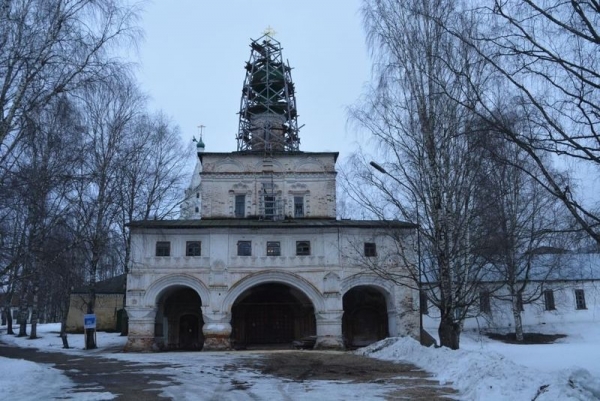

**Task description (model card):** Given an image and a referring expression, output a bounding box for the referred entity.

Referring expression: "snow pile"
[3,322,600,400]
[357,336,600,401]
[0,357,75,400]
[0,323,127,353]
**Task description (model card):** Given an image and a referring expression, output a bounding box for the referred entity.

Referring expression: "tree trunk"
[120,293,128,336]
[17,280,31,337]
[85,266,97,349]
[4,306,14,335]
[60,319,70,349]
[512,295,524,342]
[29,273,40,339]
[438,313,460,350]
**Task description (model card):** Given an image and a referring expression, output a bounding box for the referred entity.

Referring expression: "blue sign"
[84,314,96,329]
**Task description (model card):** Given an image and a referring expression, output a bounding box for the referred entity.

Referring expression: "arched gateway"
[124,33,419,352]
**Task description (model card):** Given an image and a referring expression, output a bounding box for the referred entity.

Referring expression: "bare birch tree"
[115,112,191,334]
[72,76,143,348]
[347,0,491,349]
[0,0,140,153]
[444,1,600,244]
[473,115,571,341]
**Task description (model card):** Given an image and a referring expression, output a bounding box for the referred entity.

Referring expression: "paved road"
[0,343,458,400]
[0,344,178,400]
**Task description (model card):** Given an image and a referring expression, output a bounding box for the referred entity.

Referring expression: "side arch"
[222,270,325,313]
[143,274,211,307]
[341,274,399,341]
[341,274,396,303]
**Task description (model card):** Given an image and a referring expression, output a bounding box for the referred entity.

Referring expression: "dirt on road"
[239,351,458,400]
[1,342,458,400]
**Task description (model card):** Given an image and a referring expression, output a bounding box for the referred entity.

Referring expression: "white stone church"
[124,34,418,351]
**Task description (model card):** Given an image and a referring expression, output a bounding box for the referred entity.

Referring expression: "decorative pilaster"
[202,313,232,350]
[124,306,157,352]
[314,310,344,350]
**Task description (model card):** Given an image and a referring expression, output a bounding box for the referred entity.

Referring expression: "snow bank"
[0,357,74,400]
[357,337,600,401]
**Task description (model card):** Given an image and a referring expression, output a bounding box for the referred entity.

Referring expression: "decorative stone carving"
[323,272,340,295]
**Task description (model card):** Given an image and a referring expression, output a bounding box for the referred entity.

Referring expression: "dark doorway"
[343,286,389,348]
[179,314,200,349]
[156,287,204,350]
[232,283,315,349]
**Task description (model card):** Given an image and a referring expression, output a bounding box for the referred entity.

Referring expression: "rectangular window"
[267,241,281,256]
[364,242,377,257]
[296,241,310,256]
[419,290,428,315]
[544,290,555,311]
[294,196,304,217]
[186,241,201,256]
[480,290,491,314]
[237,241,251,256]
[264,195,275,218]
[155,241,170,257]
[575,289,586,310]
[235,195,245,218]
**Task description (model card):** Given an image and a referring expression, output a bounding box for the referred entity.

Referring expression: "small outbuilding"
[66,274,126,333]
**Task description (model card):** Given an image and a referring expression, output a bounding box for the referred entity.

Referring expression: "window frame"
[237,240,252,256]
[185,241,202,257]
[155,241,171,257]
[234,194,246,218]
[364,242,377,257]
[296,240,311,256]
[419,290,429,315]
[266,241,281,256]
[544,289,556,311]
[264,195,275,218]
[575,289,587,310]
[294,196,304,218]
[479,290,491,314]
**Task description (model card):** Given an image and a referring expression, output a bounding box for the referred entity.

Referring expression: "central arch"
[231,283,316,348]
[222,271,325,313]
[223,271,323,349]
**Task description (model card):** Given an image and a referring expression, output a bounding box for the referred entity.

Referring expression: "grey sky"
[135,0,369,159]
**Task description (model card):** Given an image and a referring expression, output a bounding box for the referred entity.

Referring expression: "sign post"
[83,314,96,349]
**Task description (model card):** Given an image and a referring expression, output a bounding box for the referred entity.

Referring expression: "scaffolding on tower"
[236,34,301,153]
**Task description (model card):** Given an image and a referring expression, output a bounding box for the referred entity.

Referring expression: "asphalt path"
[0,342,458,400]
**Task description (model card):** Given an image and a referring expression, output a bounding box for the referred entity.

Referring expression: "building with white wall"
[423,253,600,335]
[125,34,419,351]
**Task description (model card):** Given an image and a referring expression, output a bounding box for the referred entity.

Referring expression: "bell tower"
[236,33,301,152]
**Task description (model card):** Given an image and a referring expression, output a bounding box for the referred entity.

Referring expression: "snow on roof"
[531,253,600,281]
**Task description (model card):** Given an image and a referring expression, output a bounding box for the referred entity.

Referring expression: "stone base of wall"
[314,335,344,350]
[203,336,231,351]
[124,336,155,352]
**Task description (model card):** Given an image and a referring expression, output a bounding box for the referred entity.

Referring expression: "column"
[202,312,232,351]
[124,306,156,352]
[314,310,345,350]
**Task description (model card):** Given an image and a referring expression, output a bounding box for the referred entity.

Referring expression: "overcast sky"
[134,0,370,160]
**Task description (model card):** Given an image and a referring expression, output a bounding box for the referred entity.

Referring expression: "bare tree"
[72,76,143,348]
[346,0,491,349]
[443,1,600,244]
[473,115,571,341]
[115,112,191,334]
[0,95,84,338]
[0,0,141,153]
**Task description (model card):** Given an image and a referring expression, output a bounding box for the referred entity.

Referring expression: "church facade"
[124,35,419,351]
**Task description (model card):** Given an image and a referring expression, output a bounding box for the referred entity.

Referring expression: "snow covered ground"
[1,322,600,400]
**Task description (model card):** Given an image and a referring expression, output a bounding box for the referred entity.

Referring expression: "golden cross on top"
[263,26,277,37]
